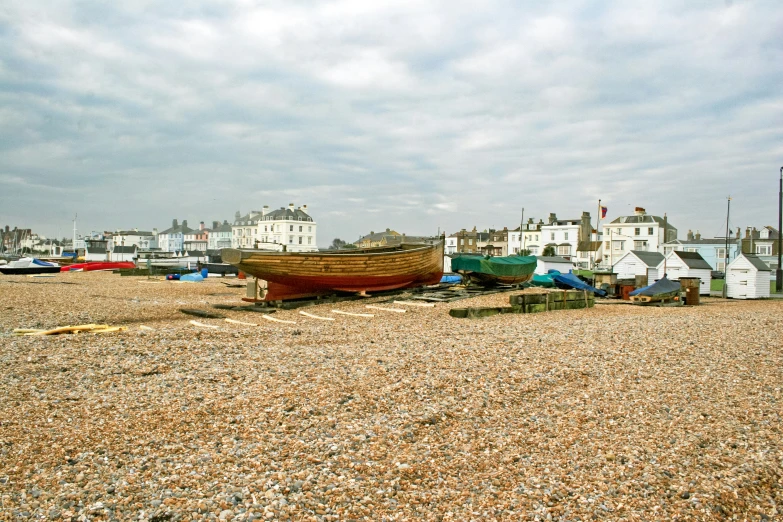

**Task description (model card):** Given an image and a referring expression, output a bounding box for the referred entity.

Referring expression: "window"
[716,261,726,272]
[308,237,312,244]
[564,232,569,241]
[634,228,640,235]
[716,247,726,260]
[557,245,570,256]
[756,245,772,255]
[308,226,312,232]
[459,238,464,245]
[298,236,303,244]
[634,241,647,250]
[468,239,473,245]
[299,226,303,232]
[289,225,293,232]
[613,241,624,251]
[685,247,698,252]
[605,241,610,249]
[264,226,268,232]
[289,237,293,244]
[616,228,621,235]
[550,232,555,241]
[648,228,654,235]
[535,235,538,241]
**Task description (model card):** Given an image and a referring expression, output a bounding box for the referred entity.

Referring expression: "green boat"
[450,254,537,286]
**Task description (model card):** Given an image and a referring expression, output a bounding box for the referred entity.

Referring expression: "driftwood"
[365,305,406,313]
[189,320,219,329]
[332,310,374,318]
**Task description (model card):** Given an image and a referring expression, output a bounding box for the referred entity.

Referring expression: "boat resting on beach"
[222,242,444,302]
[61,261,136,272]
[0,257,61,275]
[450,254,537,286]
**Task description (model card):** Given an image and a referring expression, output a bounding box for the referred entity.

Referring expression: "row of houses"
[445,206,782,273]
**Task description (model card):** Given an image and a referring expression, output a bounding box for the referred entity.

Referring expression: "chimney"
[694,231,701,240]
[200,221,205,231]
[472,226,477,232]
[153,228,158,235]
[548,213,557,225]
[235,211,241,220]
[182,220,188,228]
[687,229,694,241]
[634,207,646,216]
[212,221,219,230]
[736,227,740,239]
[262,205,269,216]
[745,227,751,239]
[289,203,295,211]
[302,204,308,212]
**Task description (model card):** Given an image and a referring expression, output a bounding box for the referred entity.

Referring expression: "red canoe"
[61,262,136,272]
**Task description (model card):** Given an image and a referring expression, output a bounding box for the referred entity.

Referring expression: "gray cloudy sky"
[1,0,781,246]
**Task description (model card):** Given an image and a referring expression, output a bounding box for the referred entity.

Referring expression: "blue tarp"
[31,258,58,267]
[440,274,462,284]
[552,271,607,297]
[629,276,681,297]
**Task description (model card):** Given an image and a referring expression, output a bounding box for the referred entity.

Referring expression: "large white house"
[601,207,677,263]
[540,212,594,260]
[232,204,317,252]
[113,229,158,251]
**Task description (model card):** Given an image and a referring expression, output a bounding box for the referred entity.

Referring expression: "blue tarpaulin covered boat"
[552,271,607,296]
[629,276,681,299]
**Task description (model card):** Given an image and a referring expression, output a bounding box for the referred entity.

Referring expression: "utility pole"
[519,208,524,255]
[724,197,731,298]
[777,168,782,292]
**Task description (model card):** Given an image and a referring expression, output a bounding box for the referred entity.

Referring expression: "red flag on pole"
[601,206,608,219]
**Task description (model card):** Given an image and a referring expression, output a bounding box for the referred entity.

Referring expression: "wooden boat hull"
[222,242,444,301]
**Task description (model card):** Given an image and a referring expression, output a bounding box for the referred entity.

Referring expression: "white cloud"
[0,0,781,245]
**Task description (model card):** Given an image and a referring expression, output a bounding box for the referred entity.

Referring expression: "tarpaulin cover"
[440,274,462,284]
[451,255,537,277]
[552,271,607,296]
[629,276,681,297]
[530,273,556,287]
[31,258,58,267]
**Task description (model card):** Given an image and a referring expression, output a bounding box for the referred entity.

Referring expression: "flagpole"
[594,199,601,270]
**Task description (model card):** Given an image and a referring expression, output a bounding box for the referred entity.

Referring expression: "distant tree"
[342,243,358,249]
[519,248,532,256]
[542,246,556,257]
[330,238,348,250]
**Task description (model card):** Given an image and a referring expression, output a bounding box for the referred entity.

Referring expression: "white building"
[535,256,573,275]
[726,253,771,299]
[232,204,317,252]
[541,212,593,260]
[158,219,194,252]
[445,234,458,255]
[113,229,158,250]
[657,251,712,295]
[602,207,677,262]
[209,220,233,250]
[508,219,545,256]
[612,250,665,281]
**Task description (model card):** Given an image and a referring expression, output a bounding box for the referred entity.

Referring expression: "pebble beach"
[1,272,781,521]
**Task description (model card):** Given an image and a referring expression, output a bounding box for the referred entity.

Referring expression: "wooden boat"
[0,257,61,275]
[222,242,444,301]
[451,254,537,286]
[60,261,136,272]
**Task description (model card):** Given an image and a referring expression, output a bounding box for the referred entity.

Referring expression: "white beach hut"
[612,250,664,280]
[657,251,713,295]
[535,256,573,275]
[726,253,771,299]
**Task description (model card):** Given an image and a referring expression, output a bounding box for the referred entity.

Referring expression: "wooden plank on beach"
[332,310,374,318]
[299,311,335,321]
[261,314,297,324]
[365,305,406,313]
[393,300,435,308]
[189,320,219,329]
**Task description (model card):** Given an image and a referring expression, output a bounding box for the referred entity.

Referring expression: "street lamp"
[777,166,782,292]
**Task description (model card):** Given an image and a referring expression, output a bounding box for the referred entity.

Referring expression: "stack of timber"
[449,289,594,318]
